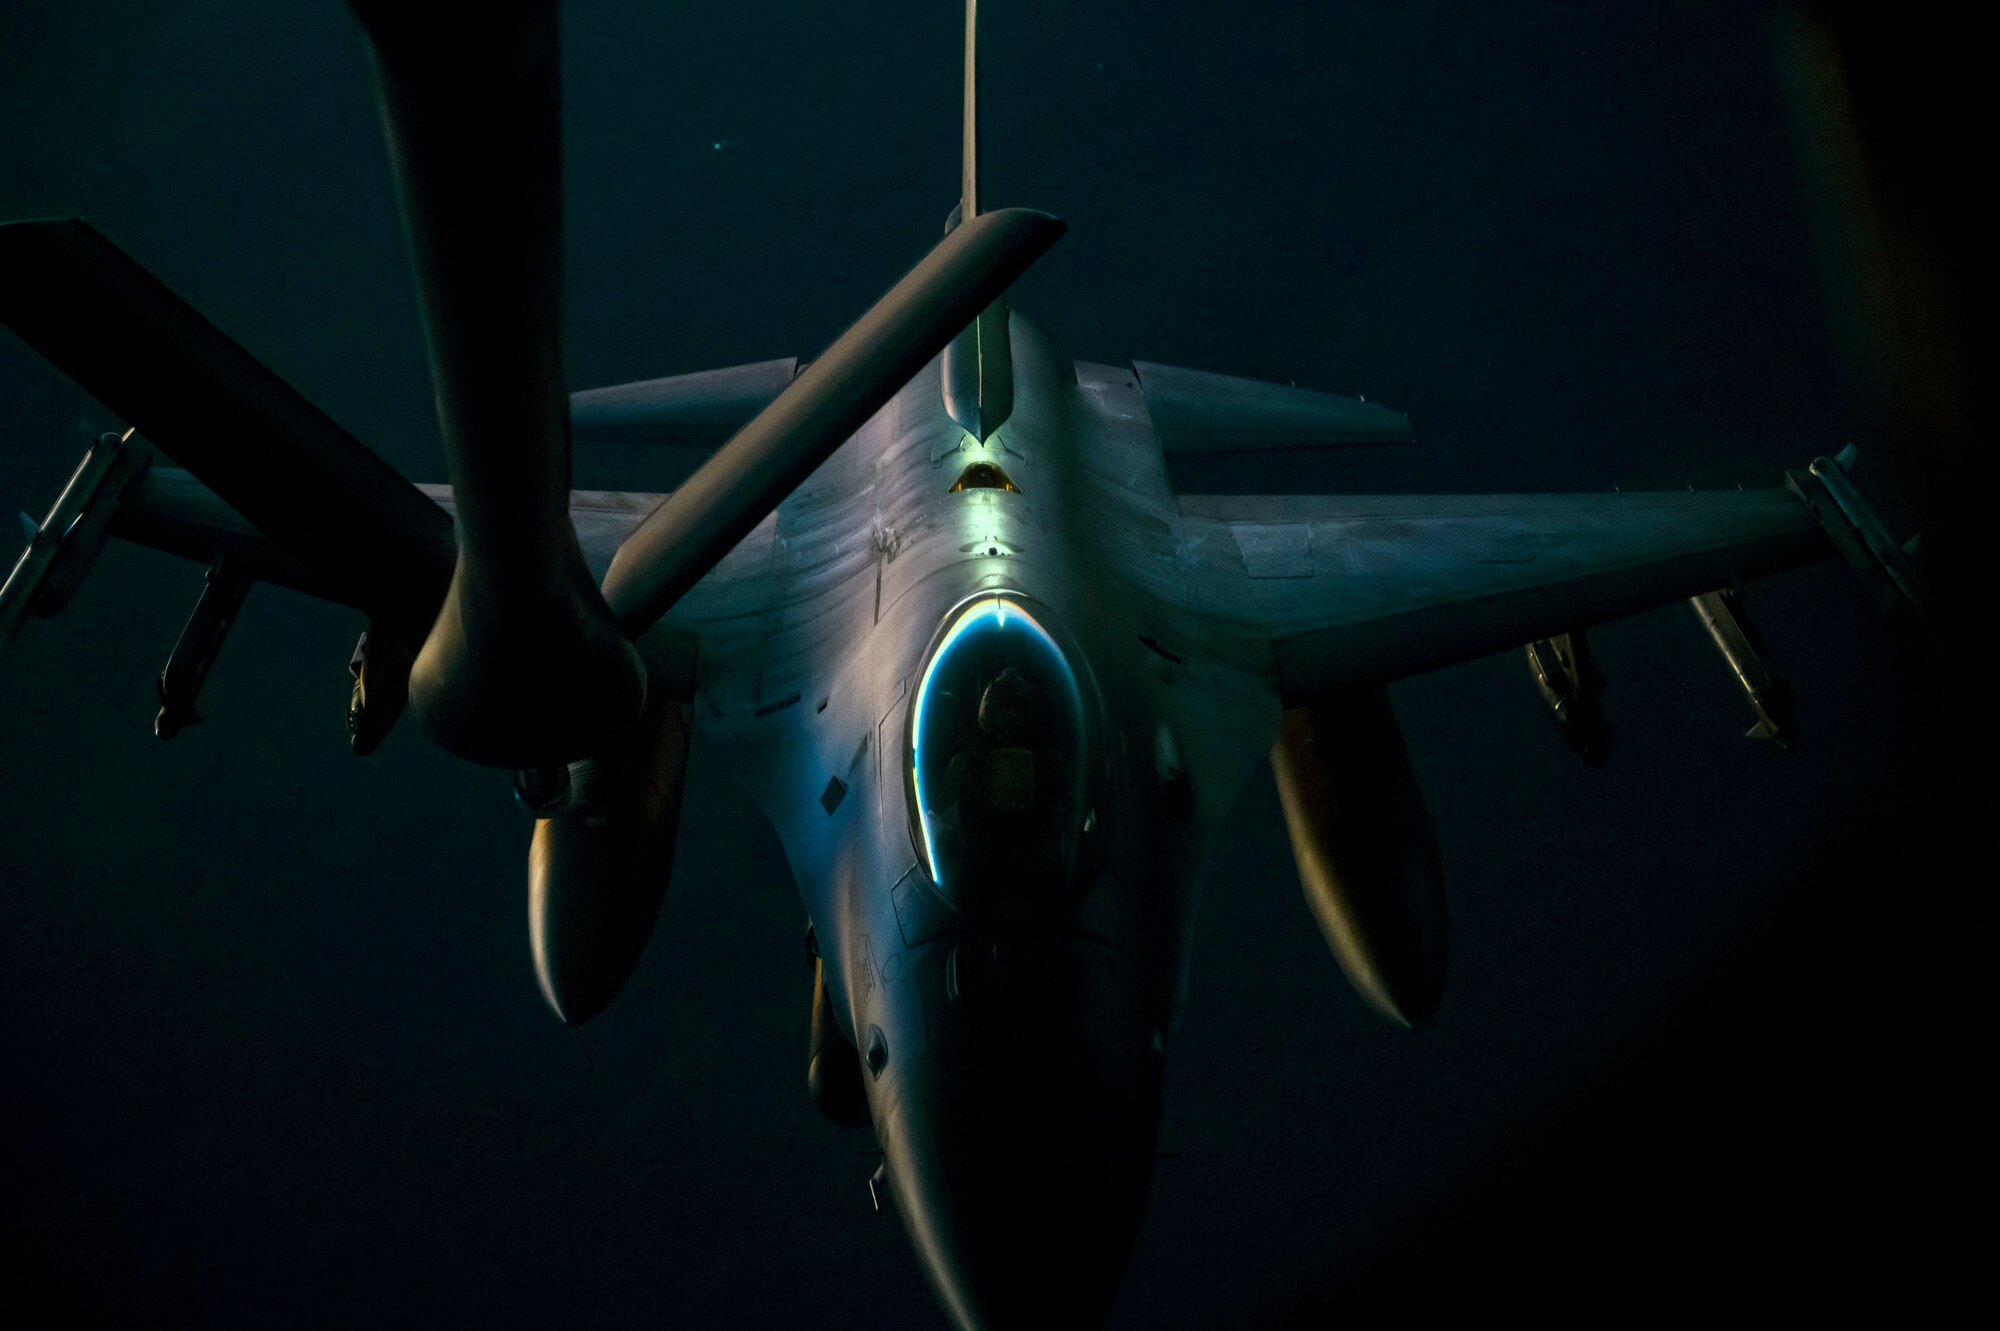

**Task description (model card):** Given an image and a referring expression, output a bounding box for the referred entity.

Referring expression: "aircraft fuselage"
[701,312,1278,1327]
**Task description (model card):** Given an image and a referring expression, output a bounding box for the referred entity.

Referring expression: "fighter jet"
[0,4,1925,1328]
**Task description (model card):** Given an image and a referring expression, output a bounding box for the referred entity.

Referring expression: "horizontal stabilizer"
[1127,360,1411,453]
[571,358,799,447]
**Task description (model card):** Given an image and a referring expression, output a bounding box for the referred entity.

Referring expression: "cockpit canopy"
[908,594,1097,911]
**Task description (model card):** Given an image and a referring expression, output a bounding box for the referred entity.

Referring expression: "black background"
[1,3,1968,1325]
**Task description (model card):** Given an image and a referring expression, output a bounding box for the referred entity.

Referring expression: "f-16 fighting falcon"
[0,3,1928,1328]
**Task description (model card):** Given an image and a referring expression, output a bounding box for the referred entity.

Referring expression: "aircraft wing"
[104,465,772,637]
[569,359,799,449]
[1175,488,1830,701]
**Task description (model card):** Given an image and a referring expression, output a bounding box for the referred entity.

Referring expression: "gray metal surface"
[687,310,1277,1329]
[1177,489,1829,701]
[1131,359,1413,453]
[570,358,800,447]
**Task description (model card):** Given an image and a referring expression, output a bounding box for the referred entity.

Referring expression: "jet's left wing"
[1176,487,1830,700]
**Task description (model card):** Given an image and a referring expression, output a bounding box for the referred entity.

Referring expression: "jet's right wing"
[1176,487,1833,701]
[104,465,772,648]
[1,202,1059,754]
[1077,360,1411,455]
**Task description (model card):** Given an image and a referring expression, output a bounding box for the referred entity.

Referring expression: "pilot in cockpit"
[912,606,1092,902]
[940,666,1040,826]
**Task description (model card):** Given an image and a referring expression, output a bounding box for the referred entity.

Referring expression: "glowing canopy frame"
[907,592,1082,888]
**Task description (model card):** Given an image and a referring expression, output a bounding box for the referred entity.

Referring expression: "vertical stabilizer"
[942,0,1015,440]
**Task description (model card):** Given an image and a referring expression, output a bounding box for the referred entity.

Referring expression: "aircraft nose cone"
[913,1122,1154,1331]
[875,935,1165,1331]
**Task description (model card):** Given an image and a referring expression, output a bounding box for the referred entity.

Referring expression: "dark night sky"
[1,3,1953,1326]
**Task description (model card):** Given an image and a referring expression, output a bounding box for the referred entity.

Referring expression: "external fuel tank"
[1270,687,1448,1029]
[527,692,694,1025]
